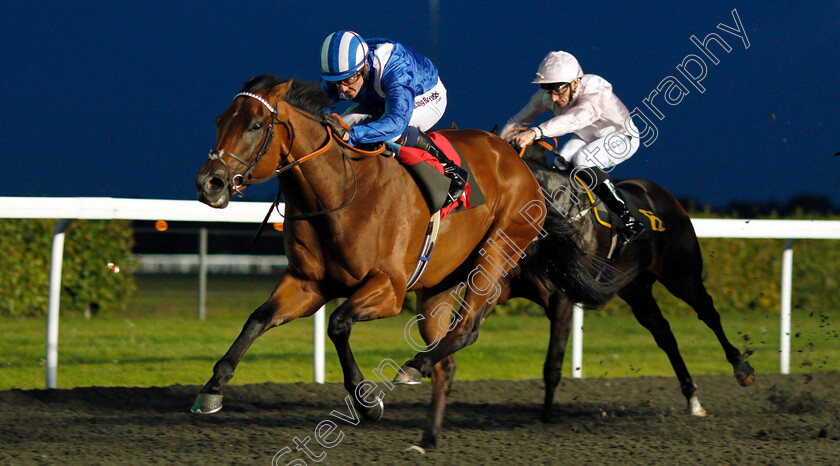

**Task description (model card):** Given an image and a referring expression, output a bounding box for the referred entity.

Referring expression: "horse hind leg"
[395,281,496,384]
[619,278,707,416]
[192,274,326,414]
[542,294,575,423]
[396,221,535,382]
[411,288,460,451]
[418,355,456,451]
[659,268,756,387]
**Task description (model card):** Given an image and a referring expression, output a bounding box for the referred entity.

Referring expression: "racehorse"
[192,75,604,446]
[412,143,756,448]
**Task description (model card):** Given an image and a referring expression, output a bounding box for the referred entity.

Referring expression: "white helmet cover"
[531,51,583,84]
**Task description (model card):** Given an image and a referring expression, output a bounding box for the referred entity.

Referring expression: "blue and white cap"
[320,30,369,81]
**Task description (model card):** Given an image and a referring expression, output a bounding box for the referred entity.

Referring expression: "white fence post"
[780,239,795,374]
[571,303,584,379]
[314,306,325,383]
[46,219,71,389]
[198,227,208,320]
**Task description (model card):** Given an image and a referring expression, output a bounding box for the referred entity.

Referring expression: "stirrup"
[602,218,644,266]
[441,167,466,206]
[444,165,467,204]
[446,187,465,205]
[618,223,643,245]
[619,218,645,243]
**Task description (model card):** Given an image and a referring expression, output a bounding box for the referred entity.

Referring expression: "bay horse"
[412,143,756,448]
[193,75,604,445]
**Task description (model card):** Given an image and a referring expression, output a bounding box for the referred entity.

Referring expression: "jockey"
[318,30,467,206]
[499,51,645,245]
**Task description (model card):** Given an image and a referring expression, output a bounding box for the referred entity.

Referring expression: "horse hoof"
[687,396,707,417]
[393,365,422,385]
[541,404,556,423]
[417,433,438,451]
[405,445,427,455]
[734,361,756,387]
[360,397,385,421]
[191,393,223,414]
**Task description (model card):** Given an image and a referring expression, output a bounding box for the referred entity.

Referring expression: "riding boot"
[414,132,468,205]
[594,179,645,244]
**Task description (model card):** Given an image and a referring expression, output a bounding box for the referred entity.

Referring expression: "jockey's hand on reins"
[512,129,538,150]
[320,112,350,142]
[503,127,537,155]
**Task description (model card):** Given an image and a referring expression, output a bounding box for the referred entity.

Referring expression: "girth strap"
[406,210,441,289]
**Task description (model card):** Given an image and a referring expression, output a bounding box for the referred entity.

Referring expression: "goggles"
[540,82,571,95]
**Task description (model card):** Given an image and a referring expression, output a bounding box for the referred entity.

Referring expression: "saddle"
[389,132,487,288]
[394,132,485,219]
[557,170,664,243]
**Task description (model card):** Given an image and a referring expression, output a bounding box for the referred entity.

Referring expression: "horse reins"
[502,127,561,159]
[265,118,383,223]
[208,91,386,239]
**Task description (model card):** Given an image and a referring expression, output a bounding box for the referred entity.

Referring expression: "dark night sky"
[2,1,838,209]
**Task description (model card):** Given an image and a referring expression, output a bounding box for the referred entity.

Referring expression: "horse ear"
[269,79,294,101]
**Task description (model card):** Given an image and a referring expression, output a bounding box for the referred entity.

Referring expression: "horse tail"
[528,209,621,307]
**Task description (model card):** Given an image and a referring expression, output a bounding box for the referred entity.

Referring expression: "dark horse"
[412,143,756,448]
[192,76,605,445]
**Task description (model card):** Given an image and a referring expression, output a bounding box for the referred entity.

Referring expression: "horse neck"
[278,108,354,213]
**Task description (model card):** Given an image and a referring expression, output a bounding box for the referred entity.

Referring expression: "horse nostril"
[207,176,226,192]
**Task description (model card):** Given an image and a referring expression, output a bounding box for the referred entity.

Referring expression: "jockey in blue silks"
[318,30,467,206]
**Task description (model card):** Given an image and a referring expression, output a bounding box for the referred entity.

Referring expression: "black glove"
[320,112,349,141]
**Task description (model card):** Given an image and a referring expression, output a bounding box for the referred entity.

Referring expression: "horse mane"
[521,144,550,166]
[521,148,622,306]
[240,74,332,117]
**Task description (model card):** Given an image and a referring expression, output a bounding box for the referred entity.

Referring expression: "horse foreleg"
[327,271,403,421]
[542,294,575,423]
[191,273,325,414]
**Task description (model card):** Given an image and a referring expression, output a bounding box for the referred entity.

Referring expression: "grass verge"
[1,274,836,390]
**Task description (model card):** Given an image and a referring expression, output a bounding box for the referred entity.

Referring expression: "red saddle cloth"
[393,133,471,218]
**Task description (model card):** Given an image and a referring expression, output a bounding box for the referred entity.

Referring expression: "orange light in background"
[273,223,284,231]
[155,220,168,231]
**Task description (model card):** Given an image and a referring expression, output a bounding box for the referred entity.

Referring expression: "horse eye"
[250,122,263,132]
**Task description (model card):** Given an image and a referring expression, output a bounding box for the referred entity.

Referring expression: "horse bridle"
[207,92,296,195]
[207,91,368,236]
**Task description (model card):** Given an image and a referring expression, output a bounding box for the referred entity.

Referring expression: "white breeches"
[558,127,640,171]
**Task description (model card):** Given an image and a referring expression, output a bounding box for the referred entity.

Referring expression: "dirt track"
[1,372,838,465]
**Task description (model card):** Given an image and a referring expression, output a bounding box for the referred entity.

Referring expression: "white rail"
[133,254,289,274]
[1,197,837,387]
[690,218,840,239]
[570,218,838,379]
[0,197,323,388]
